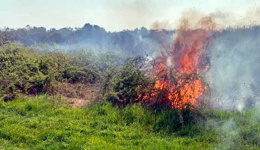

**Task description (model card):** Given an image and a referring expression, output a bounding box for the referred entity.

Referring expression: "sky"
[1,0,260,31]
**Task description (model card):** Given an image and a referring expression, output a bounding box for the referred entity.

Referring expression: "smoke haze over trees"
[0,23,173,56]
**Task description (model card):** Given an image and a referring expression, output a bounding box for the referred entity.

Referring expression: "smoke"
[174,7,260,31]
[107,0,157,31]
[219,119,240,149]
[150,20,171,31]
[107,1,260,31]
[208,28,260,110]
[177,10,217,30]
[205,118,240,150]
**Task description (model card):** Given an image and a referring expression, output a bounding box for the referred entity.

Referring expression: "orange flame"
[141,16,215,110]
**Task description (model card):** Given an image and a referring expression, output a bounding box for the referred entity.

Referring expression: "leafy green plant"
[0,44,104,100]
[102,56,151,106]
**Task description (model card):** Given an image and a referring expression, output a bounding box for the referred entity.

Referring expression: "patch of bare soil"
[62,98,91,109]
[58,83,100,108]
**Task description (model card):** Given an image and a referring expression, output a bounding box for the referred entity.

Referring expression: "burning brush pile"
[104,16,218,113]
[137,17,217,111]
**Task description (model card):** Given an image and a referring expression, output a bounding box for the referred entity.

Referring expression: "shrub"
[0,44,103,100]
[102,56,151,106]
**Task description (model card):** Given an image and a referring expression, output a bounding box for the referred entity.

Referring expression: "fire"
[140,16,215,110]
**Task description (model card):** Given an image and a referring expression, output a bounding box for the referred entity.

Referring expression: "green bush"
[102,56,151,106]
[0,44,104,100]
[0,44,48,99]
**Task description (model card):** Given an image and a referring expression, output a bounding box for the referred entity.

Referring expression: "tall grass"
[0,96,259,149]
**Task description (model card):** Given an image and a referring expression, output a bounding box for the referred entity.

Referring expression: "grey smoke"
[207,28,260,110]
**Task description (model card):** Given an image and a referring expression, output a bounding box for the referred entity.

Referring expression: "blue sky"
[1,0,260,31]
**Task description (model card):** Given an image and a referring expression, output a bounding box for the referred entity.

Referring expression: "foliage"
[101,56,152,106]
[0,29,12,46]
[0,43,103,100]
[0,44,48,100]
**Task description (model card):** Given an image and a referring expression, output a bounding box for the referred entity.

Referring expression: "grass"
[0,96,260,150]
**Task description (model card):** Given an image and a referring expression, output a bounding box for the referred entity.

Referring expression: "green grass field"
[0,96,260,150]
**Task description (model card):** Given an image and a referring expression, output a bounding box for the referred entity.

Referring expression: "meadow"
[0,95,260,150]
